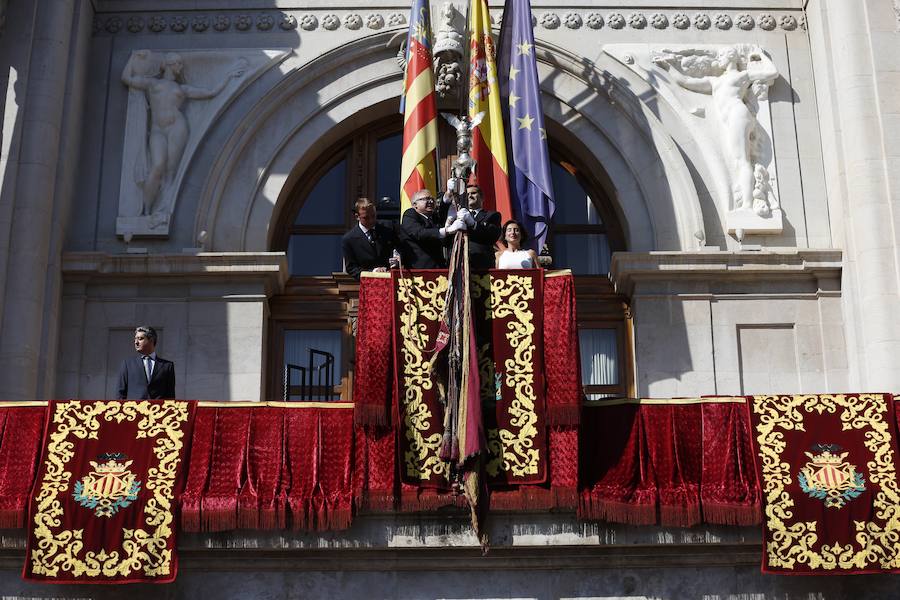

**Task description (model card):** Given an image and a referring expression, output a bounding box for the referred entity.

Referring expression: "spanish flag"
[399,0,439,214]
[468,0,512,221]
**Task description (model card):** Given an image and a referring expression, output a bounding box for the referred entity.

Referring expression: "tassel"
[702,502,762,526]
[547,405,581,427]
[180,496,201,532]
[354,405,390,429]
[201,496,238,532]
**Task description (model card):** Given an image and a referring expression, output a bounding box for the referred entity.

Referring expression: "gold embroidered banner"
[750,394,900,574]
[393,269,546,489]
[24,400,194,584]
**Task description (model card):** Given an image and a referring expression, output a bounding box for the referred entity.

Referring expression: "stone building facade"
[0,0,898,597]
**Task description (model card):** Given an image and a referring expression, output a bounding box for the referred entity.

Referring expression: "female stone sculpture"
[121,51,244,215]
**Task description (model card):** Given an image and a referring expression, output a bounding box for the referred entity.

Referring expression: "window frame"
[266,118,635,401]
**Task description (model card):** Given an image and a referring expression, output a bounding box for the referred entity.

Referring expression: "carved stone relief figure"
[121,50,244,218]
[653,45,779,222]
[117,49,289,238]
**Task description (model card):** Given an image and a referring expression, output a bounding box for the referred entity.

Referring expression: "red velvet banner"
[0,404,46,528]
[391,269,548,489]
[180,403,355,533]
[578,398,761,527]
[24,400,195,584]
[749,393,900,574]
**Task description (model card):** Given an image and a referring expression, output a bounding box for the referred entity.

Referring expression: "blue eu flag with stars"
[498,0,555,252]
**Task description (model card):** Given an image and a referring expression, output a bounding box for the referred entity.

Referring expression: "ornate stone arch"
[195,33,709,253]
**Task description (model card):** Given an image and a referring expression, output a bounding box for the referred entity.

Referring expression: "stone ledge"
[61,252,289,292]
[610,249,842,296]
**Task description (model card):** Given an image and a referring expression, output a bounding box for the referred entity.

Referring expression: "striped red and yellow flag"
[468,0,512,221]
[399,0,439,214]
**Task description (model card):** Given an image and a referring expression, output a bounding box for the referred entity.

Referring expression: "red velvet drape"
[353,275,394,427]
[578,399,762,526]
[542,273,582,426]
[0,405,45,528]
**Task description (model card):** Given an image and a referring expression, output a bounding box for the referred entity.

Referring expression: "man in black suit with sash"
[342,198,400,279]
[117,326,176,399]
[400,189,467,269]
[456,182,501,270]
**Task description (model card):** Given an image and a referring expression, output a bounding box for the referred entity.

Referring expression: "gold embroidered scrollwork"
[396,275,450,481]
[485,274,540,478]
[753,394,900,570]
[29,400,190,578]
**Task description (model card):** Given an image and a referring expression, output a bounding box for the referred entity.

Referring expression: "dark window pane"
[375,133,403,221]
[552,233,611,275]
[288,234,343,275]
[294,159,347,225]
[551,160,602,225]
[283,330,342,400]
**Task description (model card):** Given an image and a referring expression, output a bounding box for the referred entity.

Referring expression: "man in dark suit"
[342,198,400,279]
[117,326,176,399]
[400,189,466,269]
[457,183,501,270]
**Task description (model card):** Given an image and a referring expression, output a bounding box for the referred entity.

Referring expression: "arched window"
[268,119,634,400]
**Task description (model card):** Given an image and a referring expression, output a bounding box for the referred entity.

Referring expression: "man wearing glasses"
[400,188,467,268]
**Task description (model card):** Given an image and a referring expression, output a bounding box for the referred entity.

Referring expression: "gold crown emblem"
[804,450,848,465]
[89,458,134,474]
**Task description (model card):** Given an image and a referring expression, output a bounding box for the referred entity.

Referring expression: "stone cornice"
[91,5,806,35]
[610,249,843,296]
[61,251,289,293]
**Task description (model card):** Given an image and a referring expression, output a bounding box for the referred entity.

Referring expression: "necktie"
[365,229,375,245]
[143,355,153,381]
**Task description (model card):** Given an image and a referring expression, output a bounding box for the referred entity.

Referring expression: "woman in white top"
[495,220,541,269]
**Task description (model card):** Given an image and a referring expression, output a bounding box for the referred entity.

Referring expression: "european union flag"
[498,0,555,252]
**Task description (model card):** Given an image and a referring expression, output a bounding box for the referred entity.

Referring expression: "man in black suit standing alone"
[342,198,400,279]
[400,189,467,269]
[117,326,176,399]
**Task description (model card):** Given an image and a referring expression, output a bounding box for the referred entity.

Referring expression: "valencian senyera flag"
[24,400,194,584]
[498,0,555,252]
[468,0,513,222]
[399,0,439,214]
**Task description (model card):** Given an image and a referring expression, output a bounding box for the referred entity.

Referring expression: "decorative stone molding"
[117,49,291,239]
[433,2,465,99]
[235,14,253,31]
[650,14,668,30]
[213,15,230,31]
[366,14,384,30]
[322,14,340,30]
[628,13,647,29]
[95,10,806,37]
[171,15,188,33]
[257,14,275,31]
[540,13,560,30]
[192,16,209,32]
[344,14,363,30]
[607,13,625,29]
[714,14,732,30]
[585,13,603,29]
[563,13,582,30]
[609,250,843,297]
[300,14,317,31]
[127,16,144,33]
[280,14,297,31]
[148,15,166,32]
[61,252,289,294]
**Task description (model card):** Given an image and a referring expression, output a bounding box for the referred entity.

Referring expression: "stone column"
[809,0,900,390]
[0,1,82,398]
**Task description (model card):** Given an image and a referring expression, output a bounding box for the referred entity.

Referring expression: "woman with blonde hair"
[495,220,540,269]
